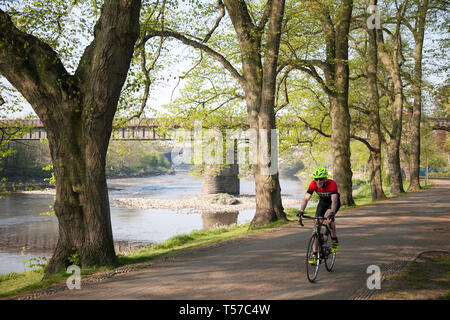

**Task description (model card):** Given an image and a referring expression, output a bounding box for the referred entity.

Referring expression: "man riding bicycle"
[297,167,340,256]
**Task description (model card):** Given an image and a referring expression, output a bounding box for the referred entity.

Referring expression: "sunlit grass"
[349,180,435,208]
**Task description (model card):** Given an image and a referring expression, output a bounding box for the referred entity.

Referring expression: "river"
[0,171,305,275]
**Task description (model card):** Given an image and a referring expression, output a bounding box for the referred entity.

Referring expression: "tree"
[376,1,406,195]
[0,0,141,277]
[358,0,385,200]
[405,0,428,190]
[287,0,355,205]
[365,0,386,200]
[400,0,447,190]
[145,0,288,227]
[346,0,386,200]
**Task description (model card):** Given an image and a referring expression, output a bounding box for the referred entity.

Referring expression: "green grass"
[0,271,46,298]
[0,180,437,299]
[348,180,435,208]
[0,265,115,299]
[374,253,450,300]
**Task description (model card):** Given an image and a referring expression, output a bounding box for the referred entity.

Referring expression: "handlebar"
[297,214,335,227]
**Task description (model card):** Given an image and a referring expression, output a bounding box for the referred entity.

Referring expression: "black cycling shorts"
[315,194,341,219]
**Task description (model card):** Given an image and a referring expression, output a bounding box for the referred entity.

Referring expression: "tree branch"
[203,0,226,43]
[275,67,291,113]
[257,0,273,30]
[350,133,379,152]
[125,36,165,123]
[288,59,334,97]
[297,114,331,138]
[144,28,244,87]
[0,9,70,118]
[74,0,141,119]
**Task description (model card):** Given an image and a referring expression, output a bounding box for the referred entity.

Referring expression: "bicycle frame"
[299,215,336,282]
[299,215,332,237]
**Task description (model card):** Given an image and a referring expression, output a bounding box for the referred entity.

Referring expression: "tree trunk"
[330,95,354,205]
[408,0,428,191]
[366,0,386,200]
[0,0,141,277]
[408,54,422,191]
[386,129,404,194]
[45,116,116,274]
[368,151,385,199]
[385,78,404,195]
[377,25,404,195]
[244,79,286,227]
[330,0,354,206]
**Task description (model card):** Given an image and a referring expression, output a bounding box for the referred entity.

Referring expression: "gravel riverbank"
[12,189,301,213]
[112,194,301,213]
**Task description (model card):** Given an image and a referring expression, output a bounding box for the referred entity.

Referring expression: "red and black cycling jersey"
[306,179,339,203]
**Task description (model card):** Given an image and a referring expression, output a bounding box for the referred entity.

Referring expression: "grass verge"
[0,180,436,299]
[371,251,450,300]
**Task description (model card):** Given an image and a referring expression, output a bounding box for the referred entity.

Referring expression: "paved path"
[27,180,450,300]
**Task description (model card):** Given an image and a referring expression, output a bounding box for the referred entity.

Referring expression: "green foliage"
[42,163,55,185]
[5,0,99,72]
[19,246,49,273]
[23,257,49,273]
[68,248,81,267]
[106,141,171,178]
[0,140,52,181]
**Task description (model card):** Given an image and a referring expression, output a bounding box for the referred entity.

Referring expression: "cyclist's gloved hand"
[297,211,304,226]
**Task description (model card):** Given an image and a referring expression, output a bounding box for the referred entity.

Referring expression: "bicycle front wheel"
[306,234,320,283]
[323,234,336,272]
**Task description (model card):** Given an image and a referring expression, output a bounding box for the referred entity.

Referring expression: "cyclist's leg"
[327,195,340,253]
[325,195,340,238]
[314,200,327,253]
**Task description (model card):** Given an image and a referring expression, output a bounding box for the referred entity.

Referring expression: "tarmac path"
[25,179,450,300]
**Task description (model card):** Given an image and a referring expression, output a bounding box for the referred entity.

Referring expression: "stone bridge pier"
[202,164,240,195]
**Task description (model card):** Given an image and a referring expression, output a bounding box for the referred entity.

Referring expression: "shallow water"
[0,171,304,275]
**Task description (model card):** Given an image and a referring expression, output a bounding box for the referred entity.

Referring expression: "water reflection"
[202,211,239,230]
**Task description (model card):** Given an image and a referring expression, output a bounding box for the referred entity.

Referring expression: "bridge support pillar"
[202,164,239,195]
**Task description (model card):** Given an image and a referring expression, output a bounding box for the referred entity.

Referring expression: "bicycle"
[298,214,336,283]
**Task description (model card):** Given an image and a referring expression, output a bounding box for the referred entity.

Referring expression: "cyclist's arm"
[329,193,339,214]
[300,193,312,212]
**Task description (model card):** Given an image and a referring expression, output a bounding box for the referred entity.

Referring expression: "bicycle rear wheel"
[306,234,320,282]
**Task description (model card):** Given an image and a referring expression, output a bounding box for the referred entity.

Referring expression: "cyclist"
[297,167,340,262]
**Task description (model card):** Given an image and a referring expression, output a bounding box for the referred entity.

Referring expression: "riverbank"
[1,180,53,192]
[113,194,301,213]
[8,191,301,213]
